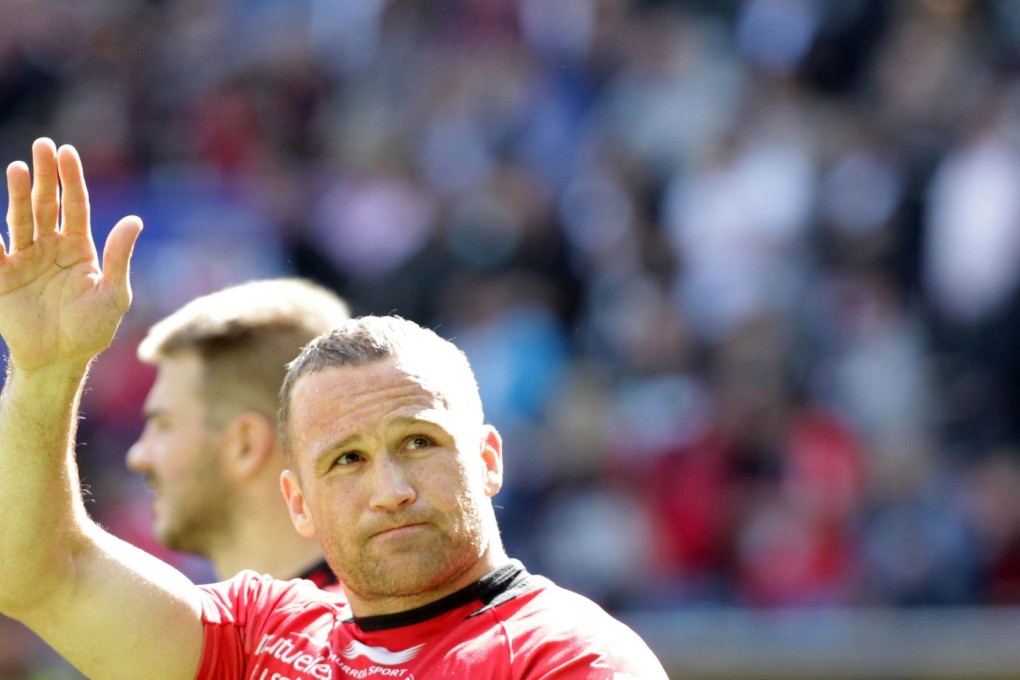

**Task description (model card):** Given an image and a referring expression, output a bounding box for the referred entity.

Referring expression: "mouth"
[140,479,160,508]
[371,522,428,539]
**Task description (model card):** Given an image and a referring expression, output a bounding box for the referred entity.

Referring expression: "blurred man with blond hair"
[126,277,350,584]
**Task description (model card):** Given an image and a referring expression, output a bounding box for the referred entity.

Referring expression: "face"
[281,356,503,607]
[125,353,234,555]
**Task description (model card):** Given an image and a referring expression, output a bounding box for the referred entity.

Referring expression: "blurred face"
[125,353,233,555]
[282,356,503,611]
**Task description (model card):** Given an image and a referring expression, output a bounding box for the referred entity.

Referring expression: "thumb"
[101,215,143,307]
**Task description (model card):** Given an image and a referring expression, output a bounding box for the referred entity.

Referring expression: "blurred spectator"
[961,450,1020,604]
[640,315,866,607]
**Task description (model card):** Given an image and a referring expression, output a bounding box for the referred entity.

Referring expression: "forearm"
[0,355,206,680]
[0,141,203,679]
[0,359,94,614]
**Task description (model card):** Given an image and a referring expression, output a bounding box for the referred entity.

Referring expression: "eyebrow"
[389,414,445,430]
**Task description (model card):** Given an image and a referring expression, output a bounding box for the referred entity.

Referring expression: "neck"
[209,494,327,581]
[213,540,326,582]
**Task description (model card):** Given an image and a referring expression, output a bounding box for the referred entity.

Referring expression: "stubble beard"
[159,495,233,558]
[156,468,236,558]
[325,501,489,602]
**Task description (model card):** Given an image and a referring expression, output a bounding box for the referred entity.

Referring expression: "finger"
[31,138,59,238]
[6,160,32,253]
[56,144,89,236]
[101,215,143,308]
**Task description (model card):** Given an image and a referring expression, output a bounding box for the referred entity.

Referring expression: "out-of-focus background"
[4,0,1020,678]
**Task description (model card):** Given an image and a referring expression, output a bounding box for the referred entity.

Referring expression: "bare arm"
[0,139,204,680]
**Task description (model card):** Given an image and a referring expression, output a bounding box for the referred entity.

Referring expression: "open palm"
[0,139,142,372]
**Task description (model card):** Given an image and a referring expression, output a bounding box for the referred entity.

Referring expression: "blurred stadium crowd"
[4,0,1020,674]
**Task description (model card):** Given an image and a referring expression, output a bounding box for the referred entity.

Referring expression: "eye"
[332,451,364,467]
[144,415,170,433]
[404,435,433,452]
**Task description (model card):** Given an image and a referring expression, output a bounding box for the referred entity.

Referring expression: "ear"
[480,426,503,498]
[280,469,317,538]
[222,412,276,480]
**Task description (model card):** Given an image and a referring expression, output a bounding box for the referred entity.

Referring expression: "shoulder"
[509,575,635,635]
[194,572,347,679]
[495,575,668,677]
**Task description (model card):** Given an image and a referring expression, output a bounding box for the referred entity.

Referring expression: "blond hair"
[138,278,350,425]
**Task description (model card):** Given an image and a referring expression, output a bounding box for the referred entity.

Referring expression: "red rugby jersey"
[196,561,667,679]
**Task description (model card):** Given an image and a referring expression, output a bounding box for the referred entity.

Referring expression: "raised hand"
[0,139,142,372]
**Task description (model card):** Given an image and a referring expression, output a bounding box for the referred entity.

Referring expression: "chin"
[341,553,440,598]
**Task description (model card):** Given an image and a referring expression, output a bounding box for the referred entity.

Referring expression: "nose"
[125,438,150,473]
[368,453,416,512]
